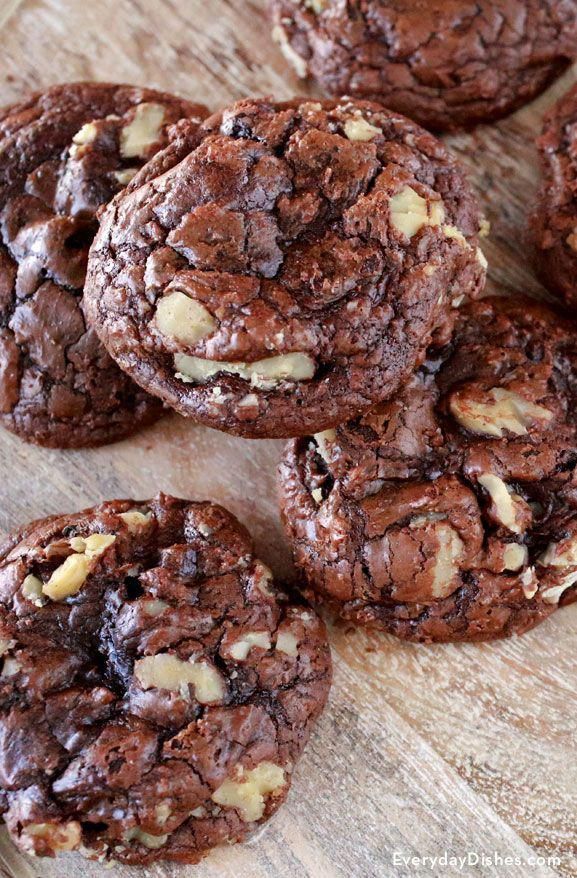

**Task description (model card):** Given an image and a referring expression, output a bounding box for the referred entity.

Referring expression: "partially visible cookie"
[279,296,577,643]
[0,82,209,447]
[85,96,486,439]
[0,493,331,864]
[269,0,577,131]
[532,83,577,309]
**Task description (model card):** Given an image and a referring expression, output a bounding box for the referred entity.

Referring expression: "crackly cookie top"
[0,494,331,865]
[85,96,486,439]
[0,82,208,447]
[532,83,577,310]
[280,296,577,643]
[269,0,577,130]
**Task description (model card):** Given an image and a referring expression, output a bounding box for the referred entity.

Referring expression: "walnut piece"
[42,534,116,601]
[21,573,44,605]
[211,762,286,822]
[539,535,577,568]
[134,654,225,704]
[23,822,82,854]
[228,631,271,661]
[1,657,21,677]
[155,291,216,345]
[477,473,530,534]
[389,186,445,238]
[0,637,14,656]
[175,351,316,388]
[124,827,168,849]
[521,567,538,599]
[120,509,153,532]
[114,168,139,185]
[276,630,299,657]
[314,428,336,463]
[344,117,381,142]
[502,543,528,571]
[541,572,577,605]
[69,121,98,158]
[430,523,464,598]
[410,517,464,599]
[143,599,169,617]
[450,387,553,438]
[120,103,166,159]
[252,562,275,597]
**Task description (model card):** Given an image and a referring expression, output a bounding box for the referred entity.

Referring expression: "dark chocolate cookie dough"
[268,0,577,131]
[279,296,577,643]
[0,82,208,447]
[532,83,577,309]
[0,494,331,864]
[85,97,486,439]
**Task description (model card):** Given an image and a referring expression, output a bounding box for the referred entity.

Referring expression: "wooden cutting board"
[1,2,577,876]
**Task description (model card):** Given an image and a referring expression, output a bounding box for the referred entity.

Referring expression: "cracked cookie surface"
[279,296,577,643]
[85,97,485,439]
[0,82,208,447]
[0,494,331,864]
[268,0,577,131]
[532,83,577,310]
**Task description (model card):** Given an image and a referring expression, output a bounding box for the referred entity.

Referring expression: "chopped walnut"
[502,543,528,571]
[134,654,225,703]
[175,351,316,388]
[521,567,538,599]
[344,117,381,142]
[155,291,216,345]
[211,762,286,822]
[124,827,169,849]
[450,387,553,438]
[389,186,445,238]
[477,473,531,534]
[120,510,153,532]
[539,534,577,568]
[314,428,336,463]
[228,631,272,661]
[120,103,166,158]
[21,573,44,605]
[276,630,298,657]
[22,821,82,854]
[42,533,116,601]
[541,572,577,605]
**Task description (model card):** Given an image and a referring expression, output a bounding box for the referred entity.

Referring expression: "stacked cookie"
[2,51,577,866]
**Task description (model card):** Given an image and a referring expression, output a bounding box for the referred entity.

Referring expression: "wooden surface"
[0,1,577,876]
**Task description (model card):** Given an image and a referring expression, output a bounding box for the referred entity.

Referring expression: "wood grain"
[0,1,576,876]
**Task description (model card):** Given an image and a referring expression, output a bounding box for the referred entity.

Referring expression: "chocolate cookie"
[532,83,577,309]
[0,83,208,447]
[269,1,577,131]
[84,97,486,439]
[279,296,577,643]
[0,494,331,864]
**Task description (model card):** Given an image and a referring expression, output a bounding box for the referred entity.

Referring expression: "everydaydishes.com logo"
[392,852,562,871]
